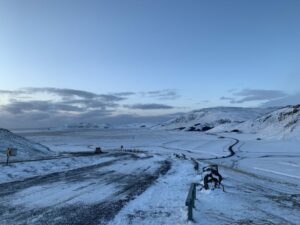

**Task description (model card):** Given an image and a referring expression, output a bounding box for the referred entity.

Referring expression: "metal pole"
[188,204,193,221]
[193,183,196,202]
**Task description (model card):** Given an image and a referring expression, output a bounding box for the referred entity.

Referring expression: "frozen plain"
[0,128,299,225]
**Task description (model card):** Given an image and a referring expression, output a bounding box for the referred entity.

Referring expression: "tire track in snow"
[0,152,171,225]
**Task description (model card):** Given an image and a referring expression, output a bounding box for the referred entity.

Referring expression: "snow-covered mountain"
[117,123,157,129]
[0,128,52,162]
[214,105,300,139]
[65,122,112,129]
[158,107,274,131]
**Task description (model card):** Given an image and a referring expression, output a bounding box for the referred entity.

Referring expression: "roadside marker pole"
[186,183,197,221]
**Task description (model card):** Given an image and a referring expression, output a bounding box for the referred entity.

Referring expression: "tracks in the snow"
[0,152,172,225]
[160,134,240,161]
[0,150,117,165]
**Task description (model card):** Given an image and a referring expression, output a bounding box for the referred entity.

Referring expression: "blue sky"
[0,0,300,127]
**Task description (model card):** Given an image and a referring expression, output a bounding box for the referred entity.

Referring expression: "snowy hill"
[215,105,300,139]
[0,128,52,162]
[158,107,274,131]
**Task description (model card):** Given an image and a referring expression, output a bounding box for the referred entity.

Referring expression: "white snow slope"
[158,107,275,132]
[0,128,52,162]
[212,105,300,140]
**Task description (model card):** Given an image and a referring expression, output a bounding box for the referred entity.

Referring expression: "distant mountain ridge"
[65,122,112,129]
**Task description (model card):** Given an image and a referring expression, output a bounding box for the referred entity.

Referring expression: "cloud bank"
[124,103,174,110]
[221,88,299,107]
[0,88,179,128]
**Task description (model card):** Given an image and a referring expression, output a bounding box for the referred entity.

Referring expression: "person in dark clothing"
[6,148,12,165]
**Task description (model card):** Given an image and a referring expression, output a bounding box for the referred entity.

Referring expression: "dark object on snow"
[203,164,218,173]
[256,138,262,141]
[191,158,199,171]
[175,127,186,131]
[187,125,213,132]
[120,145,124,150]
[6,148,11,165]
[201,126,213,131]
[204,174,219,189]
[173,153,187,160]
[185,183,197,221]
[94,147,102,154]
[187,126,197,131]
[231,129,241,133]
[202,165,223,190]
[187,126,202,132]
[6,147,17,165]
[174,153,181,159]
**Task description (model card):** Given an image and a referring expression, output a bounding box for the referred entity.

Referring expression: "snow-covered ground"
[109,159,197,225]
[1,126,299,224]
[0,153,117,183]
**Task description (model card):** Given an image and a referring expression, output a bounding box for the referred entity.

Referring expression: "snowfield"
[1,106,300,225]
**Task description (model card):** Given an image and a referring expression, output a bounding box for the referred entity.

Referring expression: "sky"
[0,0,300,128]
